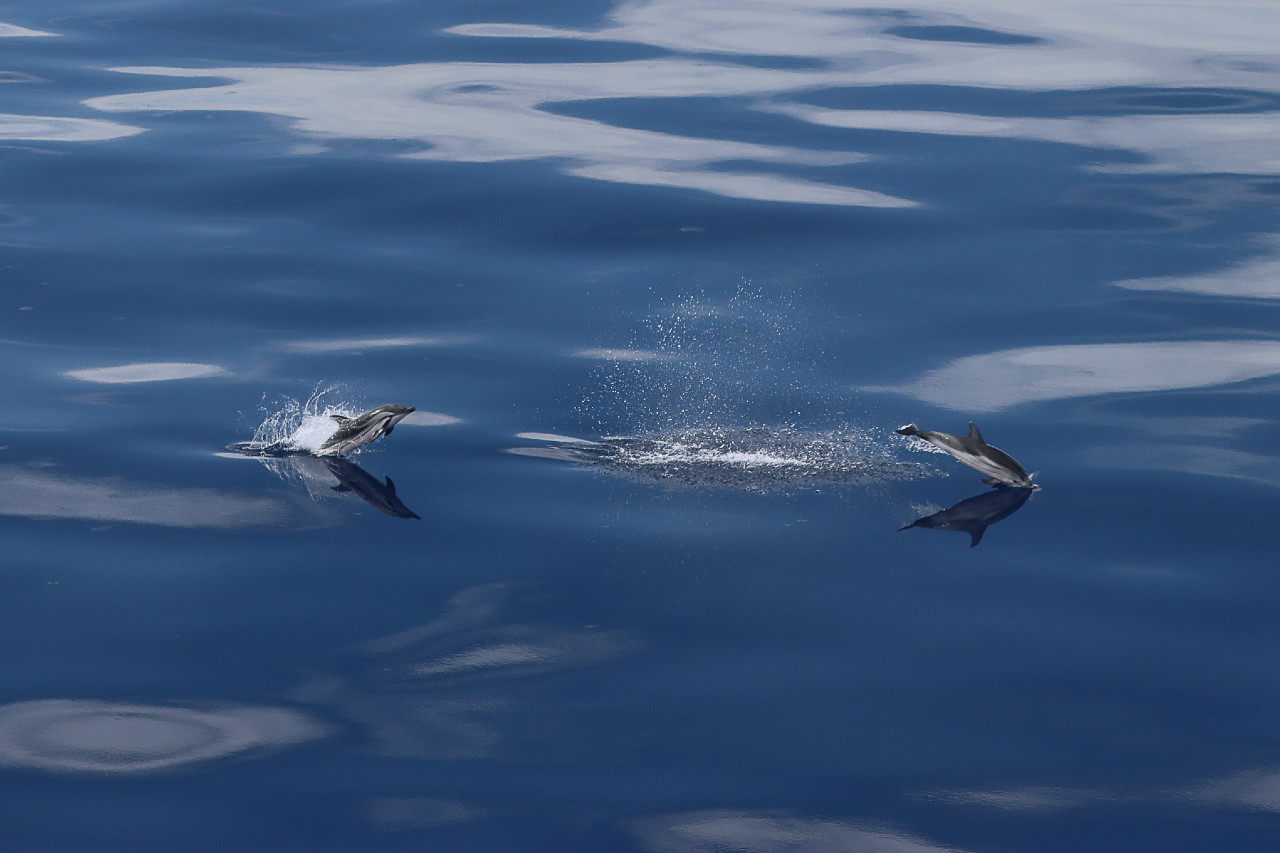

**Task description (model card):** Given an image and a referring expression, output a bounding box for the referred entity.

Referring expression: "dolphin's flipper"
[968,528,986,548]
[981,477,1002,486]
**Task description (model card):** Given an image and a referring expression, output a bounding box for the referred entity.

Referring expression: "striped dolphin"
[319,404,415,456]
[896,422,1035,488]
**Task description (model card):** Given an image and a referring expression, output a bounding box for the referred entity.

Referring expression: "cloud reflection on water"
[63,362,232,383]
[1,20,144,143]
[932,763,1280,814]
[1085,443,1280,488]
[0,464,307,528]
[1117,242,1280,298]
[274,335,454,354]
[633,810,970,853]
[0,22,54,38]
[68,2,1277,211]
[0,113,143,143]
[85,61,908,208]
[74,0,1280,209]
[452,0,1280,179]
[297,583,639,764]
[873,340,1280,412]
[0,699,326,774]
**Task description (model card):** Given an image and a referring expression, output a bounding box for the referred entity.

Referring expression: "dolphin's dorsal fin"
[384,476,396,493]
[331,414,350,424]
[967,422,983,443]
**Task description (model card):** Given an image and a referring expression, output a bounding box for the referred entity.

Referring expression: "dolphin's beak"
[385,407,414,435]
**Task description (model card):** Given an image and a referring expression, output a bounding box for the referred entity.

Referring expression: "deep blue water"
[5,2,1280,850]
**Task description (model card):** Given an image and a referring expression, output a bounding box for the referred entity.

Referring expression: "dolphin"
[319,404,415,456]
[900,485,1033,547]
[896,422,1034,488]
[323,457,421,520]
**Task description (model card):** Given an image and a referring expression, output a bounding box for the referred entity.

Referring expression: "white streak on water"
[0,465,292,528]
[402,411,462,427]
[0,113,143,141]
[0,22,55,38]
[276,335,461,353]
[570,347,675,362]
[872,340,1280,412]
[633,810,969,853]
[515,432,600,445]
[0,700,327,775]
[63,362,231,383]
[1117,242,1280,299]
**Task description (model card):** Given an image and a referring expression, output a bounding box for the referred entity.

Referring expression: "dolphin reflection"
[228,452,421,521]
[900,486,1032,548]
[323,457,420,520]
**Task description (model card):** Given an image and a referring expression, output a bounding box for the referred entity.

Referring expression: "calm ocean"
[4,1,1280,850]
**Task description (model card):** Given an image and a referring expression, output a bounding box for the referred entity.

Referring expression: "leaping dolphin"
[896,422,1034,488]
[319,404,415,456]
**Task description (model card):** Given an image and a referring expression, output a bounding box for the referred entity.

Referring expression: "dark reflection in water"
[293,583,639,766]
[323,457,420,520]
[900,486,1033,548]
[226,452,420,520]
[884,24,1044,46]
[793,84,1280,117]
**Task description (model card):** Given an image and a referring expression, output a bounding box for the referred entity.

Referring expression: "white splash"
[241,386,363,454]
[513,427,935,491]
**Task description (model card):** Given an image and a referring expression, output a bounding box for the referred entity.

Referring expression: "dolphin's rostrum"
[319,404,415,456]
[896,422,1034,488]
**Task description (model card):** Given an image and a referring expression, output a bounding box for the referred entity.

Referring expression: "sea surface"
[4,1,1280,850]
